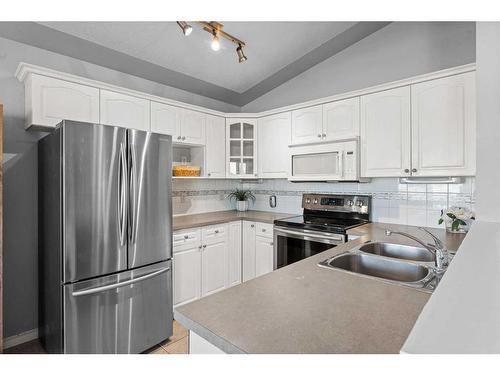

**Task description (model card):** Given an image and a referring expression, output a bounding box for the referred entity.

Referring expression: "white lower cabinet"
[173,221,242,307]
[243,221,274,281]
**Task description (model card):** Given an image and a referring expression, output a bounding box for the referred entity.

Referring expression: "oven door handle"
[274,228,344,243]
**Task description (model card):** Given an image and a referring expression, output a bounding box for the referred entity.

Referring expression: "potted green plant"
[228,189,256,212]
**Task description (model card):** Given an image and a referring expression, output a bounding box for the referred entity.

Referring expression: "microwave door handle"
[338,150,344,179]
[71,267,170,297]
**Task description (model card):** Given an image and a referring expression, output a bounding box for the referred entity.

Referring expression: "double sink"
[319,242,441,292]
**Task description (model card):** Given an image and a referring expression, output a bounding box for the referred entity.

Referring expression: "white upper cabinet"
[291,105,323,145]
[205,115,226,178]
[360,86,411,177]
[322,97,360,141]
[226,119,258,178]
[151,101,181,138]
[258,112,291,178]
[25,74,99,128]
[411,72,476,177]
[181,109,206,145]
[100,89,150,131]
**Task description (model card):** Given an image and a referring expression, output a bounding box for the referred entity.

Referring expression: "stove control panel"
[302,194,370,214]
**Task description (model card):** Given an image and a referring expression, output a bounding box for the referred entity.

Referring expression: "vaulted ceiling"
[0,21,390,106]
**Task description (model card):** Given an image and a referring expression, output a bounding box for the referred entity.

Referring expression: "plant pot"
[236,200,249,212]
[445,218,472,233]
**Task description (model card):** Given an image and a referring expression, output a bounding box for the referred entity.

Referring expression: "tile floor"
[4,320,189,354]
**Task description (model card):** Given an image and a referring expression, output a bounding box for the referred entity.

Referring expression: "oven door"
[273,227,345,269]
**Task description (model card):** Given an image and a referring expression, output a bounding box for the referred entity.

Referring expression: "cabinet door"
[360,86,411,177]
[291,105,323,145]
[151,101,181,138]
[258,112,291,178]
[173,245,202,307]
[227,221,242,287]
[181,109,206,145]
[226,119,258,178]
[201,240,227,296]
[29,74,99,128]
[323,97,360,141]
[242,221,256,282]
[206,114,226,177]
[255,236,274,277]
[100,90,150,131]
[411,72,476,177]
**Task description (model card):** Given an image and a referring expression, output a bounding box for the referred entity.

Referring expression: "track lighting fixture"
[236,44,247,63]
[176,21,248,63]
[210,31,221,51]
[176,21,192,36]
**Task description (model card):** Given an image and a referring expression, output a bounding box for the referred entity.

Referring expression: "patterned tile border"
[172,189,474,203]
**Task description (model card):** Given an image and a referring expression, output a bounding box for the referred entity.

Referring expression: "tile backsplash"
[172,177,475,229]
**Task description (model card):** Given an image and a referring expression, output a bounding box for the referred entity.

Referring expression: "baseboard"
[3,328,39,349]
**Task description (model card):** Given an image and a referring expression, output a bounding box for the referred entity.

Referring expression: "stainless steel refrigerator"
[38,120,173,354]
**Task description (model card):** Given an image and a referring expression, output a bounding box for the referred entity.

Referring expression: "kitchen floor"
[4,320,189,354]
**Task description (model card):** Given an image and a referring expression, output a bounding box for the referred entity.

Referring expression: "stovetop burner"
[274,194,371,234]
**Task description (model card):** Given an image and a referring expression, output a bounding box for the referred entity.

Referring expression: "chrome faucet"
[385,227,449,273]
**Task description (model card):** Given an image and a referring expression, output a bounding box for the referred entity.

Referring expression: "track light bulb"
[236,44,247,63]
[211,33,221,51]
[177,21,192,36]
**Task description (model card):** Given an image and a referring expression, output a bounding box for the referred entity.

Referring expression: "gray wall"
[0,36,239,338]
[242,22,476,112]
[474,23,500,222]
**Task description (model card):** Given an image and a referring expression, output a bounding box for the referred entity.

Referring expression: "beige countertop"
[174,223,466,354]
[173,210,294,231]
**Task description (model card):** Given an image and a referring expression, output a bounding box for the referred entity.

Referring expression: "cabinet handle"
[317,134,322,138]
[404,169,410,173]
[412,168,417,173]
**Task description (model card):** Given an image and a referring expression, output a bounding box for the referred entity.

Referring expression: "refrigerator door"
[128,130,172,269]
[63,122,128,282]
[64,260,172,353]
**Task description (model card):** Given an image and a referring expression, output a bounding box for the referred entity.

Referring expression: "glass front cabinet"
[226,119,258,178]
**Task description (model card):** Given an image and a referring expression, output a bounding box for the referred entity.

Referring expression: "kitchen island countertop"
[174,222,465,354]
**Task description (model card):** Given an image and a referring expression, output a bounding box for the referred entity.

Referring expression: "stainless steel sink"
[358,242,435,262]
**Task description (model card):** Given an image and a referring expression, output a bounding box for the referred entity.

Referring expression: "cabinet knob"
[202,244,207,248]
[262,229,266,232]
[404,169,410,173]
[208,173,211,177]
[177,136,181,140]
[198,245,202,249]
[184,235,189,239]
[322,133,326,138]
[254,173,258,177]
[182,136,186,141]
[215,229,219,234]
[412,168,417,173]
[317,134,322,138]
[251,224,255,228]
[270,242,274,246]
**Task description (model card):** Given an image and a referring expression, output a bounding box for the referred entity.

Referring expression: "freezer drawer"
[64,261,172,354]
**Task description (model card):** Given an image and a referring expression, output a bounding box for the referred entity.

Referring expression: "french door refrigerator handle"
[129,142,138,245]
[71,267,170,297]
[118,142,128,247]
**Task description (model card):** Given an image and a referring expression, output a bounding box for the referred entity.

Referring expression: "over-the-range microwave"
[288,138,367,182]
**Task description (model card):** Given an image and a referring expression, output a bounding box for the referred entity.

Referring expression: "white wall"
[474,22,500,222]
[242,22,476,112]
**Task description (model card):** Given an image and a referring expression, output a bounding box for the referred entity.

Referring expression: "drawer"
[173,228,201,248]
[255,222,273,239]
[202,224,228,243]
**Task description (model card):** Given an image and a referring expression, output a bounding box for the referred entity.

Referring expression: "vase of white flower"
[439,207,475,233]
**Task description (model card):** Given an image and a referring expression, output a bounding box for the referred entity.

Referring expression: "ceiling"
[0,21,390,106]
[39,22,356,93]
